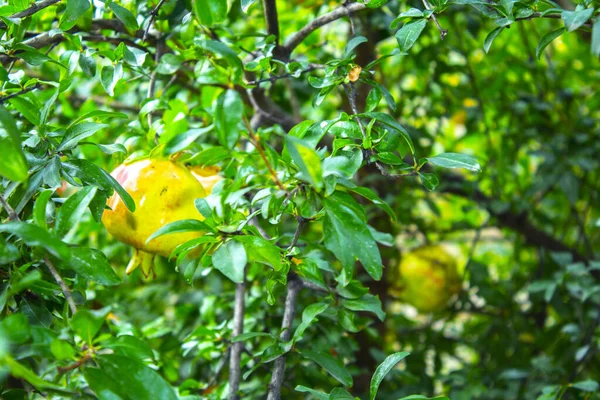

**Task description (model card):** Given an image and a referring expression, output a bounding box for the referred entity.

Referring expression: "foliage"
[0,0,599,399]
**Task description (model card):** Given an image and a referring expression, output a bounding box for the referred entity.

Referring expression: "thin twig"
[242,116,286,192]
[422,0,447,39]
[342,82,366,138]
[0,193,19,221]
[57,353,92,374]
[143,0,167,42]
[147,39,162,142]
[287,217,305,251]
[0,0,61,30]
[282,3,367,55]
[266,278,302,400]
[0,83,43,105]
[229,279,246,400]
[247,65,323,86]
[207,347,231,387]
[44,256,77,314]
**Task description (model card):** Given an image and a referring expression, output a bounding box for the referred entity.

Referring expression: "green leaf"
[212,240,247,283]
[348,186,396,221]
[285,136,323,190]
[69,110,128,127]
[0,106,28,182]
[292,302,329,343]
[70,308,109,343]
[425,152,481,172]
[156,53,181,75]
[323,192,382,281]
[395,19,427,54]
[241,0,258,12]
[234,235,282,271]
[0,235,20,264]
[343,294,386,321]
[295,385,329,400]
[62,159,135,212]
[366,0,388,8]
[100,64,124,96]
[215,90,243,149]
[0,355,73,394]
[370,351,410,400]
[10,97,40,125]
[194,39,243,80]
[68,247,121,286]
[186,146,231,166]
[572,380,599,392]
[592,17,600,56]
[536,27,565,59]
[301,349,353,387]
[360,112,414,155]
[50,339,75,360]
[329,388,356,399]
[194,0,227,25]
[390,8,425,29]
[92,354,178,400]
[164,126,212,155]
[419,172,440,191]
[107,2,139,30]
[58,123,109,151]
[562,8,594,32]
[344,36,368,58]
[104,335,154,360]
[33,190,53,231]
[0,222,70,261]
[484,26,504,53]
[59,0,90,30]
[146,219,212,244]
[94,143,128,155]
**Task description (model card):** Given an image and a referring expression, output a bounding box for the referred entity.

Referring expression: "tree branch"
[143,0,167,42]
[243,116,287,191]
[229,279,246,400]
[0,193,19,221]
[441,175,590,264]
[422,0,447,39]
[262,0,280,45]
[266,277,302,400]
[44,256,77,314]
[282,3,367,55]
[0,83,43,105]
[0,0,61,30]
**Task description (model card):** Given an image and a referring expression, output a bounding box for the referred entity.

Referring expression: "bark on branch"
[282,3,367,56]
[266,278,302,400]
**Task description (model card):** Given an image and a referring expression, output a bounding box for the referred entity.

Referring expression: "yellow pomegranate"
[102,158,220,276]
[392,245,462,313]
[189,165,222,193]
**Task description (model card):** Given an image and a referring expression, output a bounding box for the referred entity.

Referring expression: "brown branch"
[422,0,448,39]
[262,0,280,45]
[266,277,302,400]
[247,64,323,86]
[143,0,167,42]
[229,279,246,400]
[242,116,286,191]
[0,0,61,30]
[0,83,43,105]
[441,175,590,264]
[57,353,92,374]
[282,3,367,55]
[0,193,20,221]
[44,256,77,314]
